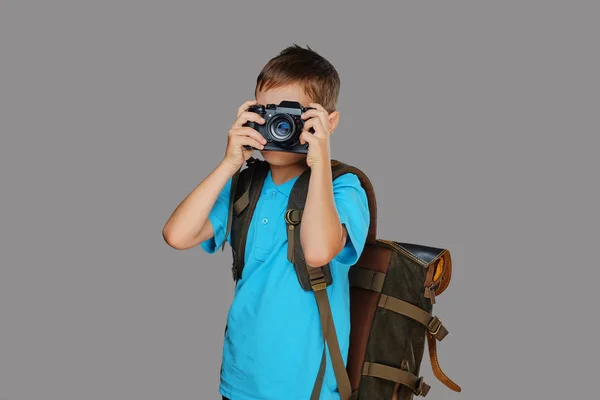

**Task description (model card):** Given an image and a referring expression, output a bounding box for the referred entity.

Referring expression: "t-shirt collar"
[262,169,301,198]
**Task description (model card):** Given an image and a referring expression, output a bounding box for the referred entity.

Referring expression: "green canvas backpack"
[221,157,461,399]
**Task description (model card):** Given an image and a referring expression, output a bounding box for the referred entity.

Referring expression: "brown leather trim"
[377,294,449,341]
[424,262,436,287]
[427,332,461,392]
[349,266,386,293]
[347,244,392,391]
[362,362,431,396]
[354,243,391,274]
[435,251,452,296]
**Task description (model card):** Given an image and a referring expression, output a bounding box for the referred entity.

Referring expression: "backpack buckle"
[414,377,431,396]
[284,209,302,225]
[310,276,327,291]
[428,316,442,336]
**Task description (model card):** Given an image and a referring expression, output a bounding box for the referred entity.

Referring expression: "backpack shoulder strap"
[286,159,376,400]
[286,160,378,289]
[223,157,269,281]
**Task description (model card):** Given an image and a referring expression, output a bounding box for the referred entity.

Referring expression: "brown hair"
[255,44,340,113]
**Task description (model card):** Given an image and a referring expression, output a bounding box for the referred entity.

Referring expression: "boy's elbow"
[304,255,331,268]
[162,227,192,250]
[303,248,336,268]
[302,229,346,267]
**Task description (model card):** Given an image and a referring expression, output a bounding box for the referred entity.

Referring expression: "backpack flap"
[387,241,453,305]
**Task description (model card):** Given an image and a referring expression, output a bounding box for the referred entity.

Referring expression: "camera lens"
[269,115,296,142]
[275,121,291,136]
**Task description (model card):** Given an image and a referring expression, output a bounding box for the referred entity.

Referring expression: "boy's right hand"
[222,100,267,172]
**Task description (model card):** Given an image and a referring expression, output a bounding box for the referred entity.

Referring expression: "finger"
[307,103,329,122]
[237,100,258,118]
[232,111,266,129]
[237,136,265,150]
[302,117,326,139]
[230,126,267,145]
[308,103,327,112]
[302,108,328,119]
[299,129,317,146]
[302,109,329,133]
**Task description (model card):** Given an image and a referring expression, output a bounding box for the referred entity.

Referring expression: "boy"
[163,45,370,400]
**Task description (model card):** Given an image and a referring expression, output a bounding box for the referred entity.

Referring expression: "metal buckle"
[284,209,301,225]
[310,275,327,291]
[428,316,442,336]
[414,377,424,396]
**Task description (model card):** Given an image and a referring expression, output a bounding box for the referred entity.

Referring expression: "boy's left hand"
[300,103,331,169]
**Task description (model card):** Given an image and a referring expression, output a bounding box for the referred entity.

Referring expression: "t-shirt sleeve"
[200,177,232,254]
[333,173,370,266]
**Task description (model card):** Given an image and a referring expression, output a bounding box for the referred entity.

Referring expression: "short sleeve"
[333,173,370,266]
[200,177,232,253]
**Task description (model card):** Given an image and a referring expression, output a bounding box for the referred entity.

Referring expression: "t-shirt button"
[271,190,277,197]
[262,218,269,224]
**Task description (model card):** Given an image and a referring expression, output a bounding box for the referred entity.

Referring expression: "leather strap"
[426,332,462,392]
[307,269,352,400]
[310,283,329,400]
[362,362,431,397]
[233,188,250,215]
[222,157,259,252]
[348,267,386,293]
[228,159,270,281]
[377,294,461,392]
[377,294,448,341]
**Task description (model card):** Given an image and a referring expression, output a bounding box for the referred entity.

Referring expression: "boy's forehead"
[256,84,313,106]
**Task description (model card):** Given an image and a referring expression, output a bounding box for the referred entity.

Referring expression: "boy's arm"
[162,161,237,250]
[300,163,342,267]
[162,99,266,251]
[298,102,369,267]
[300,164,369,267]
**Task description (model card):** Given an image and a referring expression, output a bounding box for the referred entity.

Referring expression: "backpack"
[221,157,462,399]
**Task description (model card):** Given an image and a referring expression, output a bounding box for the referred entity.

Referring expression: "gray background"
[1,1,597,399]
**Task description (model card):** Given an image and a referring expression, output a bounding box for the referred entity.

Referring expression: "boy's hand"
[222,100,267,172]
[299,103,332,169]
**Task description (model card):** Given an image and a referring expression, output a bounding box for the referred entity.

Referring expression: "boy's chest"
[244,189,291,262]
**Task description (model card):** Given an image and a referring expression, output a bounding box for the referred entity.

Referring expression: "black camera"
[243,100,315,154]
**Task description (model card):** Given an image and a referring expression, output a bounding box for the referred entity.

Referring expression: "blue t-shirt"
[201,167,370,400]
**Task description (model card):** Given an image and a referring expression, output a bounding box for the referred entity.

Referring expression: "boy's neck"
[269,160,309,186]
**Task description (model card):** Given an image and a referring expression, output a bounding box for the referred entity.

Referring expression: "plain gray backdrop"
[1,1,598,399]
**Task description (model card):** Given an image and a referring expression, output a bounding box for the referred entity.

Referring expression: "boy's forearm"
[163,161,237,250]
[300,164,345,267]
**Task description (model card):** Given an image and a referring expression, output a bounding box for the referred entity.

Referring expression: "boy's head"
[254,44,341,167]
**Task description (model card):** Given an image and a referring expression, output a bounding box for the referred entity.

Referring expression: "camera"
[243,100,315,154]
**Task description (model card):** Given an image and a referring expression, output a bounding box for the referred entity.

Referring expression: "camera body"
[243,100,315,154]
